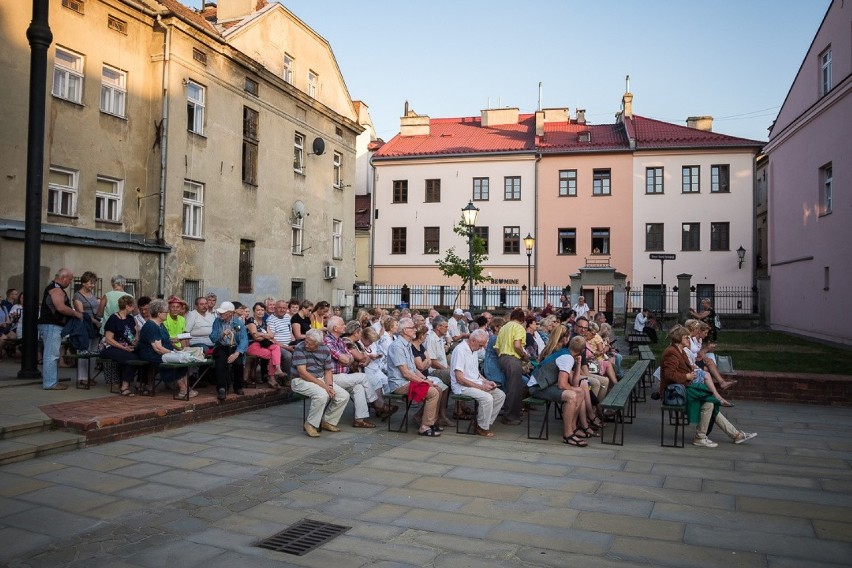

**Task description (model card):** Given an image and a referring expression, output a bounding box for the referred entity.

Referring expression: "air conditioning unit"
[323,265,338,280]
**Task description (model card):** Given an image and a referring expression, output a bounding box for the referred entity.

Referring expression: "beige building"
[0,0,361,305]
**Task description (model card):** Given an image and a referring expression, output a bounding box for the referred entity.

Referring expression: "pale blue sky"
[190,0,831,142]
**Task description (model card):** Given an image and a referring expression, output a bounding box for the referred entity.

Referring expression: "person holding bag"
[245,302,282,389]
[659,325,756,448]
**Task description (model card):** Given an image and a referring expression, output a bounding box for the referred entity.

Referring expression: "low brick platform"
[40,386,297,445]
[727,370,852,406]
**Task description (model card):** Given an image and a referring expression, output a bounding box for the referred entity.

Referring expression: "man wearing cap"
[164,295,188,349]
[209,301,248,399]
[447,309,469,343]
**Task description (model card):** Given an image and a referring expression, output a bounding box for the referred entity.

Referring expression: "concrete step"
[0,430,86,466]
[0,417,54,440]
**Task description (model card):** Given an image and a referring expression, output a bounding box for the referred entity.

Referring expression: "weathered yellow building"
[0,0,361,305]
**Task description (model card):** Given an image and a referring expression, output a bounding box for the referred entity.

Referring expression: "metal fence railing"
[355,284,757,316]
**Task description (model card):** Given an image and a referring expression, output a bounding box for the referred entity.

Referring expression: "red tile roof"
[374,114,537,158]
[355,195,372,230]
[374,112,763,160]
[538,122,630,152]
[155,0,220,35]
[628,115,764,149]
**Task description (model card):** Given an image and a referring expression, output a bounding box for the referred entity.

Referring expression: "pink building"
[764,0,852,345]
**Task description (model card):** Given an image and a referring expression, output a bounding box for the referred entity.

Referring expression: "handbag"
[259,339,273,348]
[663,383,687,406]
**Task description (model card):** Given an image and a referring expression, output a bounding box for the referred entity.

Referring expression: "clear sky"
[189,0,831,142]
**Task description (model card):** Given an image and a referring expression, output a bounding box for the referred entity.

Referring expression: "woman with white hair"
[97,274,132,335]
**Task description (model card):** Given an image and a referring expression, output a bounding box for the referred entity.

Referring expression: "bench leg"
[601,410,624,446]
[661,408,687,448]
[526,402,550,440]
[388,397,412,433]
[455,400,479,435]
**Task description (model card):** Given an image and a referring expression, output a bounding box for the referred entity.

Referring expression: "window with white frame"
[283,54,294,84]
[333,152,342,188]
[821,163,832,215]
[294,132,305,173]
[332,219,342,259]
[592,169,611,196]
[291,217,303,254]
[95,176,122,222]
[53,47,84,104]
[182,180,204,237]
[100,64,126,117]
[186,81,205,135]
[820,47,832,97]
[308,70,318,97]
[48,167,78,216]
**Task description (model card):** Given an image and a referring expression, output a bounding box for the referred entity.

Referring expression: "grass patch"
[645,330,852,374]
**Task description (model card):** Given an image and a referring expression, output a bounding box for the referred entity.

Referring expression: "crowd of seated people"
[8,269,756,447]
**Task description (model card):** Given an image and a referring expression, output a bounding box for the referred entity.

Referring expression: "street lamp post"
[461,201,479,312]
[524,233,535,309]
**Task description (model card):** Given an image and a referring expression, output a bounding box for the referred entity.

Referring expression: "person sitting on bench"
[450,329,505,437]
[634,307,658,343]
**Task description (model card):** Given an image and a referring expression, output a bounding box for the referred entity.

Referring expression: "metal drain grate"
[256,519,350,556]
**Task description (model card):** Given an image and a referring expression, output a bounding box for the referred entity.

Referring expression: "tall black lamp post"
[461,201,479,312]
[524,233,535,309]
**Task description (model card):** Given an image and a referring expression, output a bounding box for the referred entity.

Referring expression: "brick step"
[0,430,86,466]
[0,417,54,440]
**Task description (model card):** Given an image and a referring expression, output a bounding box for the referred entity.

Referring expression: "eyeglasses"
[575,325,589,331]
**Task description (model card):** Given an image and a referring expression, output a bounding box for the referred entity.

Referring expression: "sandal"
[573,428,591,439]
[352,418,376,428]
[267,379,280,390]
[720,400,735,408]
[418,427,441,437]
[563,434,588,447]
[584,426,601,438]
[120,388,135,397]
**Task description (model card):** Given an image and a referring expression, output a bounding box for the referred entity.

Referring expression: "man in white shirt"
[267,300,295,375]
[447,308,469,343]
[184,297,215,348]
[450,329,505,437]
[633,307,658,343]
[425,316,451,385]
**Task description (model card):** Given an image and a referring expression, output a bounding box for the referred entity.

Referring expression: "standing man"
[291,329,350,437]
[495,308,528,425]
[450,329,506,437]
[38,268,82,390]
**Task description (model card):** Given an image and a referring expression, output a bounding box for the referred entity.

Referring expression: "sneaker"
[304,422,320,437]
[734,432,758,444]
[692,437,718,448]
[217,388,226,401]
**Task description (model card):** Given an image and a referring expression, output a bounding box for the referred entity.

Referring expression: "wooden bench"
[660,400,688,448]
[449,394,479,435]
[599,359,650,445]
[637,345,657,402]
[627,333,651,354]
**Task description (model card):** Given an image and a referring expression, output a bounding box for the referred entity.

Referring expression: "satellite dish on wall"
[292,200,306,220]
[311,137,325,156]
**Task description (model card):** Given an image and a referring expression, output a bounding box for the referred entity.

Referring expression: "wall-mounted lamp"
[736,245,746,269]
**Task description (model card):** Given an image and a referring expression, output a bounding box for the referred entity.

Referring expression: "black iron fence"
[355,284,757,316]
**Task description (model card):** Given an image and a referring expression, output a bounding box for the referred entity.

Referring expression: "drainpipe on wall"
[534,152,541,287]
[368,155,377,304]
[156,16,171,297]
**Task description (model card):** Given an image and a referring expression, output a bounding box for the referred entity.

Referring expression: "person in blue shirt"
[210,301,248,400]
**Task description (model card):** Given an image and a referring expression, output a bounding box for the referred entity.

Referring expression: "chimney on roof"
[622,92,633,119]
[686,116,713,132]
[576,109,586,124]
[400,106,430,136]
[481,107,519,127]
[217,0,256,20]
[535,107,569,135]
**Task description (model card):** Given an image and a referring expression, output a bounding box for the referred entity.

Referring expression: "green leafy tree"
[435,222,490,287]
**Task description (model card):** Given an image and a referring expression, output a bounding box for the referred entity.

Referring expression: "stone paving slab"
[0,398,850,567]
